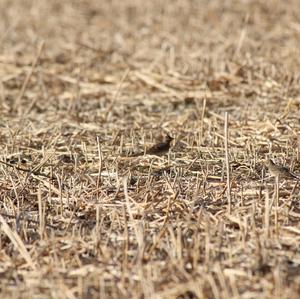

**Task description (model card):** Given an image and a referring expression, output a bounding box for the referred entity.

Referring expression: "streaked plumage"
[266,159,298,179]
[130,134,174,157]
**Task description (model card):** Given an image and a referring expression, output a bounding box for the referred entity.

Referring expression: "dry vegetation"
[1,0,300,298]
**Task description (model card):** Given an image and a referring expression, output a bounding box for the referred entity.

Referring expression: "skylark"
[265,159,299,180]
[130,134,174,157]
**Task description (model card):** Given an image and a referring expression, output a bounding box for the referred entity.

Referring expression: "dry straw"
[0,1,300,299]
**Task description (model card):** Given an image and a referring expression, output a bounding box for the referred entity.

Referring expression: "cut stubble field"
[0,1,300,298]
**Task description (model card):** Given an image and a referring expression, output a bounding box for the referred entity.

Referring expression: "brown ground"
[0,1,300,298]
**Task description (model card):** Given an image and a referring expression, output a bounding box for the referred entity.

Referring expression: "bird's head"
[165,134,174,143]
[265,158,275,168]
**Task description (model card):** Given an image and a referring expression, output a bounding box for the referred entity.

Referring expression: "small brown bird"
[131,134,174,157]
[266,159,299,179]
